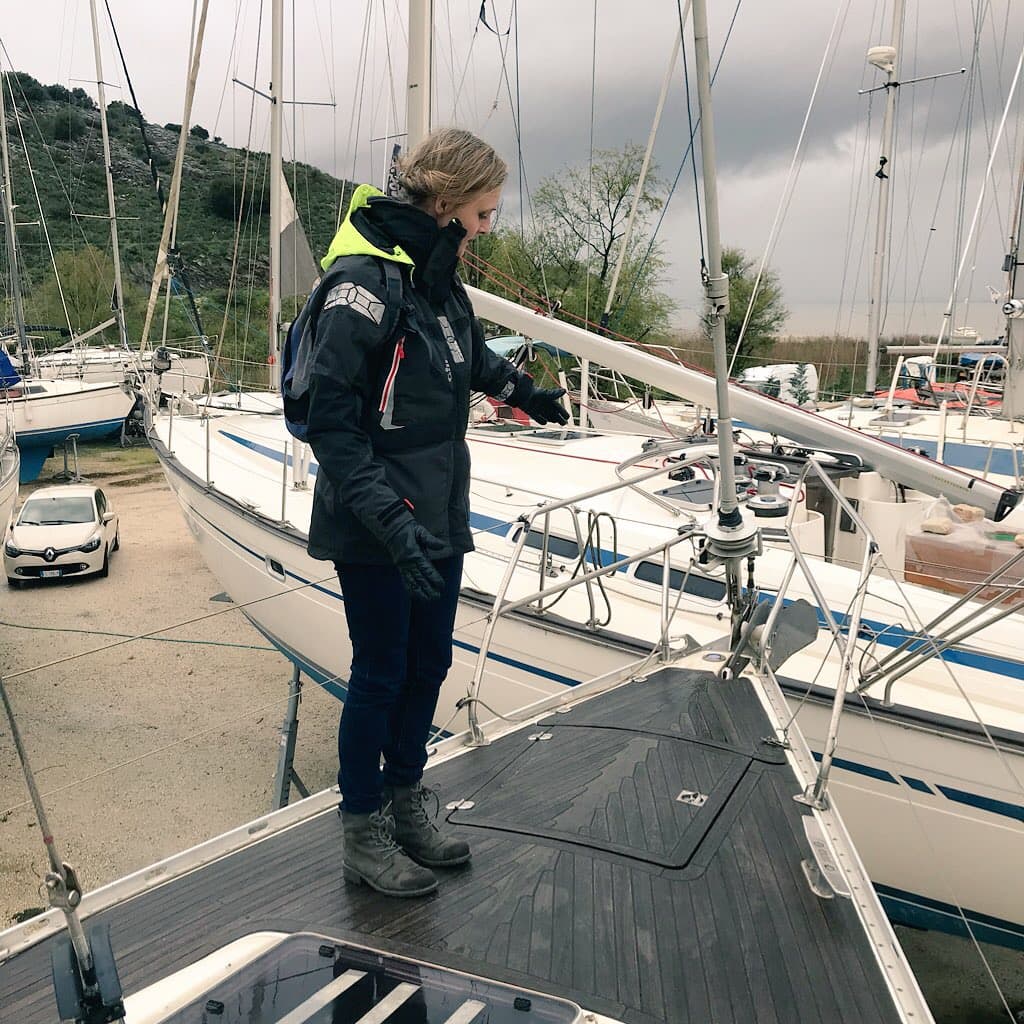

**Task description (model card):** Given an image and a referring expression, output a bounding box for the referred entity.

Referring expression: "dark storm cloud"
[4,0,1022,335]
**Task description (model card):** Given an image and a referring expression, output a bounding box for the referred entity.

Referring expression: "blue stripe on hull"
[877,433,1020,479]
[876,882,1024,951]
[18,418,125,482]
[733,419,1020,480]
[204,433,1024,824]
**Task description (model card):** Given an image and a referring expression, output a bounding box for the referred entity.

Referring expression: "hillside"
[1,71,352,371]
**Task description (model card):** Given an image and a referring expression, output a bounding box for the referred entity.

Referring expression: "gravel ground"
[0,442,339,927]
[1,442,1022,1021]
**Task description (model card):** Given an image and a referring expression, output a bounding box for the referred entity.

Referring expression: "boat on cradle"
[4,377,135,482]
[0,415,18,526]
[0,53,137,482]
[147,399,1024,950]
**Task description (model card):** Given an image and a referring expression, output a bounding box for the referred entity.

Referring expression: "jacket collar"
[322,185,467,304]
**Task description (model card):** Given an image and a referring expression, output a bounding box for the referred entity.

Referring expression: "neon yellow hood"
[320,184,416,272]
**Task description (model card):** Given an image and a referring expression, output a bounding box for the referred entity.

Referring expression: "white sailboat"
[135,0,1024,955]
[0,2,948,1022]
[0,56,135,482]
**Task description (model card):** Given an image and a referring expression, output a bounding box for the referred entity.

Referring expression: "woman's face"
[432,187,502,255]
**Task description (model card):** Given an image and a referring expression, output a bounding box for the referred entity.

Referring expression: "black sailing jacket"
[304,186,531,565]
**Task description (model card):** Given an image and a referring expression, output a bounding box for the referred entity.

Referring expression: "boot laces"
[368,805,403,857]
[409,784,442,832]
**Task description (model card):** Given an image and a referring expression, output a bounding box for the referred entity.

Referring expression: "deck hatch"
[449,725,749,868]
[159,933,578,1023]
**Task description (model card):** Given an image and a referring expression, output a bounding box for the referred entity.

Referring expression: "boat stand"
[272,664,310,810]
[51,433,82,483]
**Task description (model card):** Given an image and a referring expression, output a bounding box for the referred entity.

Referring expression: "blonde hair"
[398,128,507,209]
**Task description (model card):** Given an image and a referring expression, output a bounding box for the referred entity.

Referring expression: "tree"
[190,124,210,141]
[470,145,674,345]
[49,108,86,143]
[206,175,269,221]
[703,247,788,371]
[69,87,97,111]
[106,100,136,130]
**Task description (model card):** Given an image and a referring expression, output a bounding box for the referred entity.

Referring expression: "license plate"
[39,569,61,578]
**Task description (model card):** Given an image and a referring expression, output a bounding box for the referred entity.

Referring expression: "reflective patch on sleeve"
[437,315,465,363]
[322,282,386,325]
[497,379,515,401]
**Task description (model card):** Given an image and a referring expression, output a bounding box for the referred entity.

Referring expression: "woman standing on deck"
[304,128,569,897]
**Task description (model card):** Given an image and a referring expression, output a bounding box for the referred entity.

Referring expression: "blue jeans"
[335,554,463,814]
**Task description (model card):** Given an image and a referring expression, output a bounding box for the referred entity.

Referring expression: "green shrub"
[50,108,87,142]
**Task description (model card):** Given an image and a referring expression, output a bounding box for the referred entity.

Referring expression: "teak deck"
[0,668,902,1023]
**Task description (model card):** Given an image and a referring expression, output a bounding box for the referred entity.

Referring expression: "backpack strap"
[379,259,404,340]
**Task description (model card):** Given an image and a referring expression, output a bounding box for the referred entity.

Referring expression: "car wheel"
[112,530,120,552]
[99,547,109,579]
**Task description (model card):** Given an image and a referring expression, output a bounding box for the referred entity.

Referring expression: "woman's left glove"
[381,514,448,601]
[521,387,570,426]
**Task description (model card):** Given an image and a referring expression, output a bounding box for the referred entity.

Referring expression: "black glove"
[521,386,570,426]
[381,515,447,601]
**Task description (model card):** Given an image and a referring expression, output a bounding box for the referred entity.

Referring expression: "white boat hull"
[9,379,136,481]
[0,434,18,528]
[148,404,1024,948]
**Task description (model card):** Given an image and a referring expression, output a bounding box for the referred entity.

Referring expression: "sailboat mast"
[0,71,30,370]
[407,0,433,148]
[865,0,906,394]
[268,0,283,388]
[88,0,129,351]
[690,1,739,528]
[1003,156,1024,421]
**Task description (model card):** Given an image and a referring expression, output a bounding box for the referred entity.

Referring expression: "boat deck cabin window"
[634,559,727,601]
[512,526,581,561]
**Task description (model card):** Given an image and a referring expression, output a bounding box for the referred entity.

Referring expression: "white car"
[4,484,120,586]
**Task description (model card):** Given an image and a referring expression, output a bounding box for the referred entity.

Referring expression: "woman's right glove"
[521,386,570,425]
[381,514,448,601]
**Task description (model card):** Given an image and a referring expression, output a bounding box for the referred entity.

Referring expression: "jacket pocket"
[380,442,453,541]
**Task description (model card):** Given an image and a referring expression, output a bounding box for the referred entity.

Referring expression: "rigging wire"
[213,0,266,389]
[0,60,74,335]
[727,0,850,377]
[101,0,208,344]
[585,0,597,328]
[613,0,740,333]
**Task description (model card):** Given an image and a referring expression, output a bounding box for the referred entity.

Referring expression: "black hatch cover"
[449,725,750,869]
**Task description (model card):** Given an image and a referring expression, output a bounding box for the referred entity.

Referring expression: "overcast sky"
[3,0,1023,339]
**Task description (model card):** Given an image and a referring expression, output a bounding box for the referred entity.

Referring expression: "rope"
[0,617,275,651]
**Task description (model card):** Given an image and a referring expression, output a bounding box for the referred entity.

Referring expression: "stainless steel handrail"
[761,456,880,809]
[463,445,718,744]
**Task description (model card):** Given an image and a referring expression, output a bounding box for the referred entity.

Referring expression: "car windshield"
[19,496,96,526]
